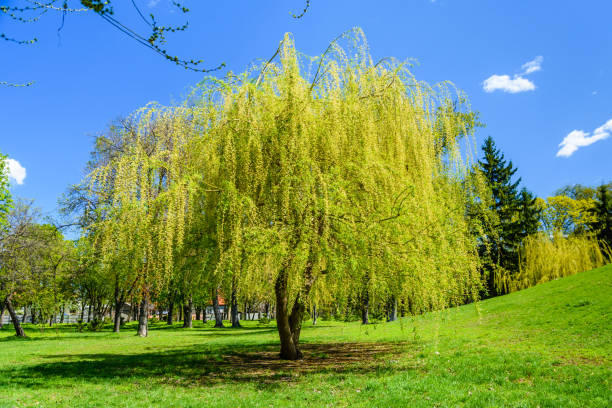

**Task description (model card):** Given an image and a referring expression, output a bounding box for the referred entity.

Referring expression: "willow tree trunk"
[183,296,193,328]
[202,308,207,323]
[312,305,317,325]
[113,299,124,333]
[288,293,307,351]
[167,301,174,325]
[276,259,316,361]
[275,268,299,360]
[230,284,241,328]
[21,306,28,324]
[4,294,25,337]
[361,270,371,324]
[361,293,370,325]
[212,288,224,328]
[137,298,148,337]
[0,303,4,328]
[195,307,201,321]
[60,305,65,323]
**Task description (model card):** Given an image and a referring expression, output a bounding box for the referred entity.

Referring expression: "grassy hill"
[1,264,610,407]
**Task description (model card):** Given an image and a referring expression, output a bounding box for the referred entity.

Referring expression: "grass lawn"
[1,264,610,407]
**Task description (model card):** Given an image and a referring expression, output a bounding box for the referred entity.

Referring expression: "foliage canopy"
[85,30,484,358]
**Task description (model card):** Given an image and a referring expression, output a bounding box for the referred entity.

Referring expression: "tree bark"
[21,306,28,324]
[361,294,370,325]
[288,295,306,350]
[60,305,65,323]
[167,300,174,325]
[183,296,193,328]
[195,307,201,321]
[360,268,372,324]
[387,296,397,322]
[0,303,4,328]
[87,303,92,323]
[212,287,224,328]
[137,298,148,337]
[230,283,241,328]
[275,268,299,360]
[4,294,25,337]
[113,298,124,333]
[312,304,317,325]
[277,258,316,360]
[80,300,85,322]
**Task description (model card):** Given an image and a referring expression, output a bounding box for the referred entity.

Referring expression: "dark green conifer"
[477,136,525,296]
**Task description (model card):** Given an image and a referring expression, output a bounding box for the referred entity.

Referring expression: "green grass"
[1,265,611,407]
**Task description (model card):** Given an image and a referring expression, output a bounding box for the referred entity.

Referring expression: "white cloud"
[147,0,160,8]
[557,118,612,157]
[483,74,535,93]
[521,56,543,75]
[5,158,26,185]
[483,56,542,94]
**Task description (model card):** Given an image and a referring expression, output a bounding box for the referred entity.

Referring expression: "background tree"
[537,195,595,236]
[476,136,523,296]
[590,184,612,254]
[517,188,541,237]
[555,181,611,256]
[0,200,40,336]
[0,154,12,329]
[24,224,76,326]
[86,106,200,337]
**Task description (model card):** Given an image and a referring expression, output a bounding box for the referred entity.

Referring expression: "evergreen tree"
[517,188,541,237]
[477,136,523,296]
[591,184,612,254]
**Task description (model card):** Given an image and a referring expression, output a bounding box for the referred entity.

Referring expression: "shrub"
[75,319,85,332]
[88,318,104,332]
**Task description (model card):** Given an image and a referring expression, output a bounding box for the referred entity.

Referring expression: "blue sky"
[1,0,611,221]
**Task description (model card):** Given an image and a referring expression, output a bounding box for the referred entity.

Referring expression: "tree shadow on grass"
[0,341,420,390]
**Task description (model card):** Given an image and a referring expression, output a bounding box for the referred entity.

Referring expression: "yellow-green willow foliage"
[187,30,483,358]
[87,105,200,330]
[507,231,610,292]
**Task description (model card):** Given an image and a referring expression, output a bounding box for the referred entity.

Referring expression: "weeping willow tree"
[86,105,200,336]
[506,231,610,292]
[83,29,484,357]
[188,29,483,359]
